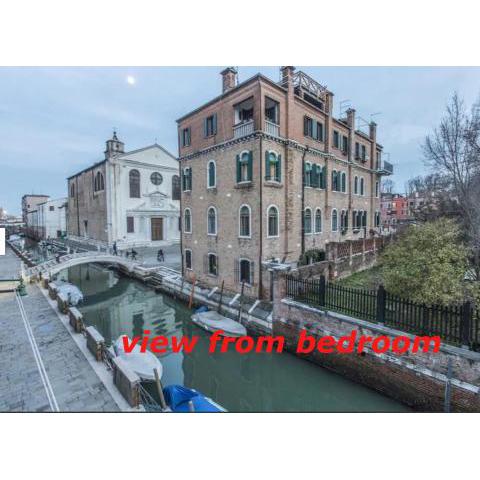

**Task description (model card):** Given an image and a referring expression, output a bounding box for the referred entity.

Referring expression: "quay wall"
[273,273,480,412]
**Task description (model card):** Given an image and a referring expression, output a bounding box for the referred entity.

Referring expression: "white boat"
[55,282,84,306]
[191,310,247,337]
[113,336,163,382]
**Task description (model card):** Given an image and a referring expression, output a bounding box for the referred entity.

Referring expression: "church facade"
[67,132,180,249]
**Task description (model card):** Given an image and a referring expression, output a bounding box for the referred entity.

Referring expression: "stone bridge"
[25,251,138,279]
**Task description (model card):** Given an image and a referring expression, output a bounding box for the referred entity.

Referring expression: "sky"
[1,66,480,215]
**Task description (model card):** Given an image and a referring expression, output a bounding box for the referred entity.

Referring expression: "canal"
[59,264,410,412]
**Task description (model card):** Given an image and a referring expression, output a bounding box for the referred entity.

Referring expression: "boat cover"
[191,311,247,337]
[163,385,223,413]
[55,282,84,305]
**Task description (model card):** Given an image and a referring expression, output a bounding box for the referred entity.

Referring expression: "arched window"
[207,207,217,235]
[70,183,75,198]
[304,208,312,234]
[314,208,322,233]
[267,205,279,237]
[360,177,365,196]
[207,253,218,276]
[332,209,338,232]
[265,151,281,182]
[182,167,192,191]
[238,259,253,285]
[207,160,216,188]
[129,169,140,198]
[332,170,338,191]
[362,210,367,228]
[354,176,359,195]
[341,209,348,231]
[172,175,180,200]
[184,208,192,233]
[305,162,312,187]
[341,172,347,193]
[236,151,252,183]
[94,171,104,192]
[239,205,251,238]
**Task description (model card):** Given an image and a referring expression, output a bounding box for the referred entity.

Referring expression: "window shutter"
[264,150,269,180]
[234,259,239,283]
[312,120,317,139]
[304,116,309,136]
[247,151,253,181]
[311,164,317,187]
[236,155,241,183]
[204,118,207,137]
[318,123,324,141]
[250,261,255,285]
[213,114,217,135]
[276,154,282,182]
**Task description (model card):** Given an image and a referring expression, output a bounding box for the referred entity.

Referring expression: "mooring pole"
[188,276,196,310]
[237,281,245,322]
[218,280,224,313]
[154,368,167,411]
[444,358,452,413]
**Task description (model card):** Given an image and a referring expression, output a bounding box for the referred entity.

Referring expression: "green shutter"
[312,120,317,139]
[247,151,253,181]
[304,116,309,136]
[204,118,208,137]
[265,151,269,180]
[213,114,217,134]
[276,154,282,182]
[236,155,241,183]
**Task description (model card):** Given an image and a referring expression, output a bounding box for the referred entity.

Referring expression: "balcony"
[233,120,254,139]
[264,120,280,137]
[376,159,393,175]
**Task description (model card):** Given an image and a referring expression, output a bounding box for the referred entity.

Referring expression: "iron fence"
[285,275,480,352]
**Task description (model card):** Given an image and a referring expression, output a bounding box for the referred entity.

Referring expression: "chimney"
[346,108,356,128]
[369,121,377,142]
[221,67,237,93]
[280,66,295,87]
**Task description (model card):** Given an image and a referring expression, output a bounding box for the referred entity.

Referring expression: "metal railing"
[286,275,480,351]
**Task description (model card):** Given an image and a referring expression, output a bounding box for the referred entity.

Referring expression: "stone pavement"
[0,245,22,280]
[0,249,120,412]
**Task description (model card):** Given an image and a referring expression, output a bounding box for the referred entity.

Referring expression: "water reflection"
[64,264,409,412]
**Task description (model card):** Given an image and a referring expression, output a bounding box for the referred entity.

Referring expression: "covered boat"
[55,282,84,306]
[191,310,247,337]
[163,385,225,412]
[113,336,163,382]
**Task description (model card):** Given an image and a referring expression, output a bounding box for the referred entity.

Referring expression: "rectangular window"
[333,131,340,148]
[342,136,348,154]
[208,254,217,276]
[355,142,360,159]
[182,168,192,191]
[304,116,313,137]
[127,216,134,233]
[204,114,217,137]
[185,249,192,270]
[182,128,191,147]
[316,122,324,142]
[361,144,366,161]
[49,206,55,211]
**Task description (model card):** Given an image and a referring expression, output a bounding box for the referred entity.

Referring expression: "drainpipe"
[258,135,263,299]
[301,146,309,256]
[75,176,80,237]
[178,134,184,277]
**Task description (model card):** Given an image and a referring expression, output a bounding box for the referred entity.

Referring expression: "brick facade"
[178,67,390,299]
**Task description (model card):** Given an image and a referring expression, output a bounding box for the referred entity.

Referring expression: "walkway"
[0,248,119,412]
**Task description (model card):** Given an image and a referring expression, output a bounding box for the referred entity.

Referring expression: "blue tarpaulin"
[163,385,223,412]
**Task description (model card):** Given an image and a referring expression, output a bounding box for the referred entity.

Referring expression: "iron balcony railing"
[376,159,394,175]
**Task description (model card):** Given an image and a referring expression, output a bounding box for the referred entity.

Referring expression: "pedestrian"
[131,249,138,261]
[157,249,164,262]
[112,241,118,256]
[125,250,130,259]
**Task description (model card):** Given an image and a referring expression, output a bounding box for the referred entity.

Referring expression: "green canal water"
[60,264,410,412]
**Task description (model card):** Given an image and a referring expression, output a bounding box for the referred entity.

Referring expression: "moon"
[126,75,136,85]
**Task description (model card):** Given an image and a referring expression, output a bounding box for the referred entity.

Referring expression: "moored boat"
[163,385,226,412]
[112,336,163,382]
[191,310,247,337]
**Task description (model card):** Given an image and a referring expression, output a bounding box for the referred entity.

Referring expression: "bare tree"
[381,178,395,194]
[423,93,480,275]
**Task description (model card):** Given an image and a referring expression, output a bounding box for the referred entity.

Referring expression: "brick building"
[380,193,409,228]
[177,67,393,299]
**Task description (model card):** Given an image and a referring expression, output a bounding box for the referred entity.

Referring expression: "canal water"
[60,264,410,412]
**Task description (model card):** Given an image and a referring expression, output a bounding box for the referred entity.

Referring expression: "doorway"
[151,217,164,241]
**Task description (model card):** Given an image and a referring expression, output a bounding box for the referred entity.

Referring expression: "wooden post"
[188,276,196,310]
[154,368,167,411]
[237,281,245,322]
[217,280,224,313]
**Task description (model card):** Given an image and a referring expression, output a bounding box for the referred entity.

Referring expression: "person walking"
[157,249,165,262]
[112,241,118,256]
[131,248,138,261]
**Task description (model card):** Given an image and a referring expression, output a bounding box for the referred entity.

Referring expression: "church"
[67,132,180,249]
